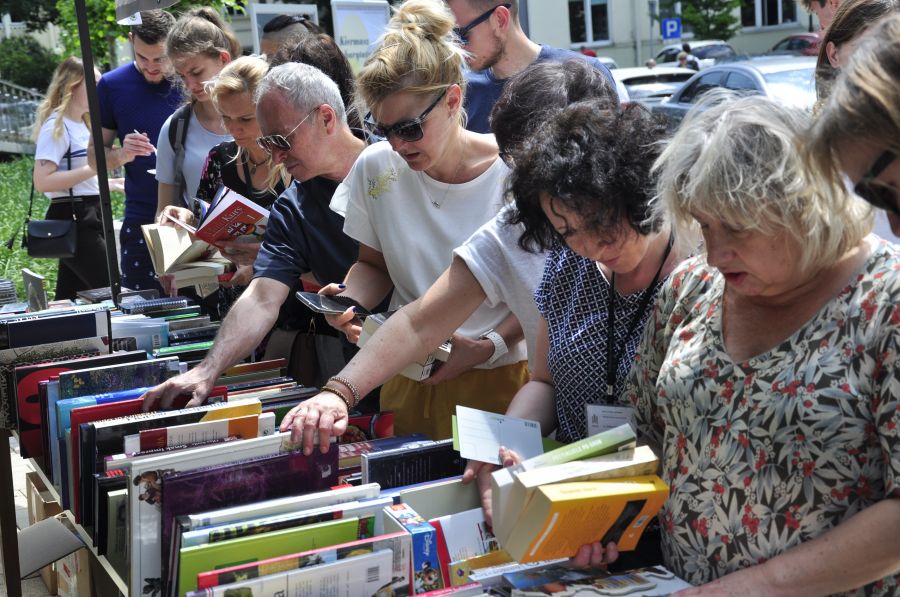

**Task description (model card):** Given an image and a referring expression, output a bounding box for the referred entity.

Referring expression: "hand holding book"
[217,239,261,267]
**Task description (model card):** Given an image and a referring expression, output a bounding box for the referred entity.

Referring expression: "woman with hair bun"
[155,7,238,216]
[298,0,528,440]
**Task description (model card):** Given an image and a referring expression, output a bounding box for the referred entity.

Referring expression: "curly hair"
[508,100,668,253]
[490,59,616,155]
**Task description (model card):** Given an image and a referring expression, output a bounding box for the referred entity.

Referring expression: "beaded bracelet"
[320,384,353,411]
[328,376,361,407]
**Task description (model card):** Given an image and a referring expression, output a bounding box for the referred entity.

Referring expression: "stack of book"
[141,186,269,296]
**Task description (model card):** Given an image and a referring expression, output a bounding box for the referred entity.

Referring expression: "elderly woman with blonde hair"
[611,91,900,594]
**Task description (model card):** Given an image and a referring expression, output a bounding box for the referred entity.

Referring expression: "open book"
[172,186,269,249]
[140,225,229,294]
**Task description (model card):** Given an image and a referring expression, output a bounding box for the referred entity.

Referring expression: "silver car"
[610,66,696,107]
[651,56,816,130]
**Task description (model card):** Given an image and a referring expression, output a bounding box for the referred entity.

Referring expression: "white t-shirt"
[340,141,526,368]
[34,114,99,199]
[454,205,546,369]
[155,107,231,207]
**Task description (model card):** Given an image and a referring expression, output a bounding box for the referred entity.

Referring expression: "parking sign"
[662,17,682,40]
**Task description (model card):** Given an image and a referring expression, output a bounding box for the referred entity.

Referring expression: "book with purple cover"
[161,446,339,590]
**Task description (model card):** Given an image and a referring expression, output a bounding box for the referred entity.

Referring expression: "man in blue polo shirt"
[89,10,181,291]
[141,63,367,410]
[446,0,616,133]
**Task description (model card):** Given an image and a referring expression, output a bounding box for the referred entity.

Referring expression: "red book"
[194,187,269,248]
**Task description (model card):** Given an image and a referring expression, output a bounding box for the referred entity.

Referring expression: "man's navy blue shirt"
[254,177,358,287]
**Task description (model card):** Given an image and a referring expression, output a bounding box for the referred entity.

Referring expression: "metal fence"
[0,79,43,155]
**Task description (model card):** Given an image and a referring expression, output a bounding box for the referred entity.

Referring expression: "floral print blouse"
[626,241,900,595]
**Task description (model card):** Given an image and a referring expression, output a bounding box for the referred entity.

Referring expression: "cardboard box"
[25,472,62,594]
[56,546,92,597]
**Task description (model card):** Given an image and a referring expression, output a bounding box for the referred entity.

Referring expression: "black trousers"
[44,197,111,300]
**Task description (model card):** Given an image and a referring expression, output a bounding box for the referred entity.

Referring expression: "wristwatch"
[479,329,508,365]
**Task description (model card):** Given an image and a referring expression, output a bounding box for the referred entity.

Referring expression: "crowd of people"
[29,0,900,593]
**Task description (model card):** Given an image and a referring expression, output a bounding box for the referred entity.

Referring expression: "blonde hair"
[355,0,467,124]
[654,91,871,275]
[206,56,290,193]
[806,14,900,192]
[33,57,86,142]
[167,7,241,63]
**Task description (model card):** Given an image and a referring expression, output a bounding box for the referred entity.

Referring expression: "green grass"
[0,156,124,301]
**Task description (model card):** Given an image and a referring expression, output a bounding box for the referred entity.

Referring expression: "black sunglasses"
[453,3,511,46]
[364,88,448,143]
[855,150,899,215]
[256,106,320,155]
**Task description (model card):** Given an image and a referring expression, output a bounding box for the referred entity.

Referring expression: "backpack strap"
[169,102,193,208]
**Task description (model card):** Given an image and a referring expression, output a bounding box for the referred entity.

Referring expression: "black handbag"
[23,143,78,259]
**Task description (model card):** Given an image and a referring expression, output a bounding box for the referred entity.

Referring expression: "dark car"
[770,32,821,56]
[651,56,816,130]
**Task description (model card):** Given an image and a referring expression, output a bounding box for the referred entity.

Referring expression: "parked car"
[651,56,816,130]
[597,56,619,70]
[655,40,737,69]
[610,66,696,106]
[769,32,821,56]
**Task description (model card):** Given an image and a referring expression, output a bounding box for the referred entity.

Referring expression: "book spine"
[168,325,220,344]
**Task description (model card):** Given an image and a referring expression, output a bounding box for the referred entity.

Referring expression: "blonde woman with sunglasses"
[288,0,528,443]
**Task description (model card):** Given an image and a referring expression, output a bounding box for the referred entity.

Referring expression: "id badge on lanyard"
[586,403,636,437]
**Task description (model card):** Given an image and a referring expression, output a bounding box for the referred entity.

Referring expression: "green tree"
[0,36,59,91]
[0,0,59,32]
[55,1,246,71]
[660,0,742,40]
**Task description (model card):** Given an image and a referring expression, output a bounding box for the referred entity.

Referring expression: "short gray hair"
[653,91,871,274]
[255,62,347,124]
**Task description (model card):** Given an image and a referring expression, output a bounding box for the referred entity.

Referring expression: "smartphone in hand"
[295,291,371,317]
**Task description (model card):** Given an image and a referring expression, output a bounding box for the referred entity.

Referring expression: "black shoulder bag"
[23,145,78,259]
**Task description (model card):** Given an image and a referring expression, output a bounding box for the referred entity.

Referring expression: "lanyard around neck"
[604,232,673,404]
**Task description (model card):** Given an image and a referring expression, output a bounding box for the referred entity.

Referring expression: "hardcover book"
[176,185,269,248]
[385,502,445,593]
[159,445,338,589]
[57,357,183,400]
[194,530,412,595]
[13,349,145,459]
[0,336,109,430]
[119,432,316,597]
[187,548,392,597]
[178,516,373,597]
[362,438,465,489]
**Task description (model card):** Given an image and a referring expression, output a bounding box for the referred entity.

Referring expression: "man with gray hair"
[141,63,367,409]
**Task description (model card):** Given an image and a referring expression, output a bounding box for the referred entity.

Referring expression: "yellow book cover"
[198,400,262,422]
[497,446,659,546]
[448,549,514,586]
[505,475,668,563]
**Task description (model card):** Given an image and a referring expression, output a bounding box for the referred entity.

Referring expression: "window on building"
[741,0,798,27]
[569,0,610,44]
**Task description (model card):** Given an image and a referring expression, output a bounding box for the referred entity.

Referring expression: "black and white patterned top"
[535,241,667,442]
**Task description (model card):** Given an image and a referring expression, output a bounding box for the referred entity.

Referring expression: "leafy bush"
[0,157,124,300]
[0,36,59,92]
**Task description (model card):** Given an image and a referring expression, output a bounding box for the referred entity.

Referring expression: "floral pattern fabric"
[626,241,900,595]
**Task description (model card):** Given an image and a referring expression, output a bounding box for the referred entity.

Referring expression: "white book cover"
[182,496,393,549]
[204,548,393,597]
[126,432,321,597]
[184,482,381,531]
[123,411,276,454]
[431,507,499,563]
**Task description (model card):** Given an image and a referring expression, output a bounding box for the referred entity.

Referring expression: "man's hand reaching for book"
[280,393,349,455]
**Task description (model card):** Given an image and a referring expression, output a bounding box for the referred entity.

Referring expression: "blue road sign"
[662,17,682,40]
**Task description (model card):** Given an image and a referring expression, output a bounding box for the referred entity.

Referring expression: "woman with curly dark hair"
[504,99,689,447]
